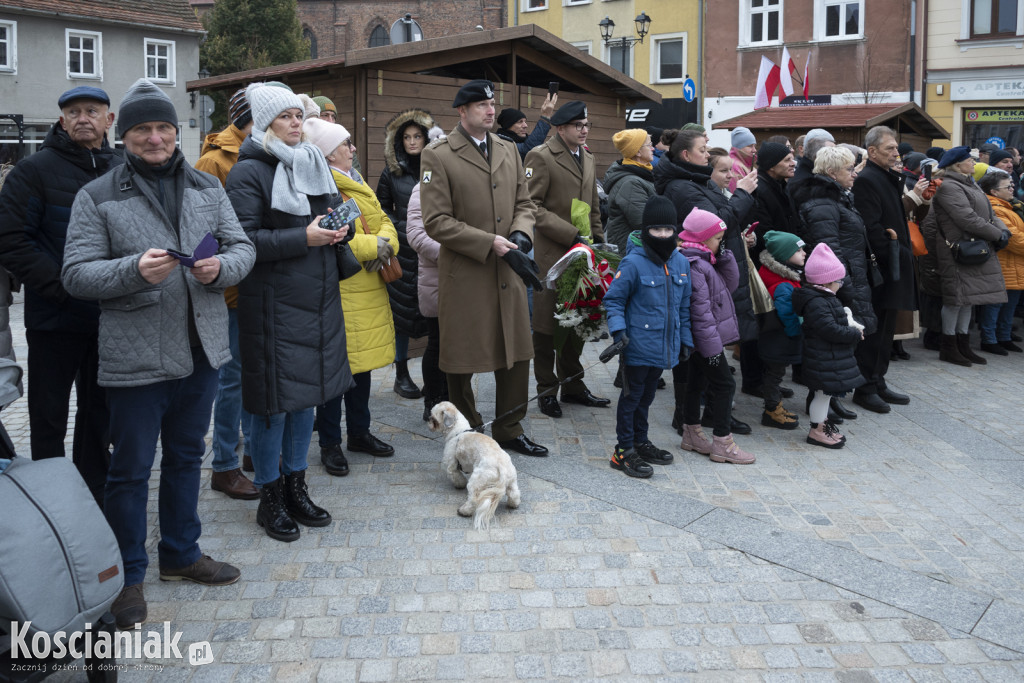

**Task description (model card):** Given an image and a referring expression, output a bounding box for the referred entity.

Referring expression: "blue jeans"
[211,309,251,472]
[615,365,662,448]
[394,334,409,363]
[979,290,1023,343]
[316,371,372,446]
[249,408,315,487]
[105,349,217,586]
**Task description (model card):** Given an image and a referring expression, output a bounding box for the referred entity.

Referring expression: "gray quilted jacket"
[62,154,255,387]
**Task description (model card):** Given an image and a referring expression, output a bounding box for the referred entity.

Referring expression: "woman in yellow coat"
[305,117,400,475]
[979,169,1024,354]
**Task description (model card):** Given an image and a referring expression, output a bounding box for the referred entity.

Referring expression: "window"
[745,0,782,45]
[303,28,318,58]
[606,43,633,76]
[66,29,101,79]
[524,0,548,11]
[570,40,592,55]
[564,0,591,5]
[0,21,15,73]
[815,0,863,40]
[652,33,685,83]
[369,25,390,47]
[144,39,174,83]
[971,0,1020,36]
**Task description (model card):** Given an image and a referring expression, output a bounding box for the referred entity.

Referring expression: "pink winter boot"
[806,421,846,449]
[710,434,756,464]
[680,424,713,455]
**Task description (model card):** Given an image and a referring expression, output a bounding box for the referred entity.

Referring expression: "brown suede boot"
[939,334,972,367]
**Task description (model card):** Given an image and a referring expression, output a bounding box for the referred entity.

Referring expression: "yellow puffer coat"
[990,194,1024,291]
[333,169,399,373]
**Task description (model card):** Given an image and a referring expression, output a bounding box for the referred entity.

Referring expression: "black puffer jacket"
[653,154,758,342]
[226,137,355,416]
[0,122,122,332]
[791,174,879,335]
[791,285,865,396]
[376,109,433,340]
[752,171,800,259]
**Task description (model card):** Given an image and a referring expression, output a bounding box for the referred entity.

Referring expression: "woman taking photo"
[308,117,400,470]
[376,109,434,400]
[226,82,355,542]
[653,128,758,435]
[921,146,1010,367]
[603,129,656,252]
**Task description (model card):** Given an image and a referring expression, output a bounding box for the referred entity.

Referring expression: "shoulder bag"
[342,191,403,284]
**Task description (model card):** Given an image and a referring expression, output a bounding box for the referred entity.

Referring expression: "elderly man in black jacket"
[851,126,917,413]
[0,86,123,506]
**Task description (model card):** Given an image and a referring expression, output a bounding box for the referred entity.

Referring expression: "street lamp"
[599,12,651,75]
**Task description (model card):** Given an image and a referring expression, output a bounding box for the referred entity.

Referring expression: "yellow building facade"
[507,0,700,104]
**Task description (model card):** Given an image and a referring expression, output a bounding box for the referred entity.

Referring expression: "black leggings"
[681,353,736,437]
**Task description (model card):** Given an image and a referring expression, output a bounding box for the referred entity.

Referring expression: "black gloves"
[995,229,1012,251]
[502,249,543,290]
[571,235,588,247]
[680,345,693,363]
[600,332,629,363]
[508,231,533,253]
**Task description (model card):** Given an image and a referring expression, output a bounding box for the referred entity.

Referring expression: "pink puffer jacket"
[405,183,440,318]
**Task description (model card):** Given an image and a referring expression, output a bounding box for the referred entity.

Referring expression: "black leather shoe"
[320,444,349,477]
[257,478,300,542]
[283,471,332,527]
[657,377,667,390]
[780,385,794,398]
[347,432,395,457]
[701,412,752,435]
[830,397,857,420]
[539,395,562,418]
[877,388,910,405]
[853,392,891,414]
[561,390,611,407]
[498,434,549,457]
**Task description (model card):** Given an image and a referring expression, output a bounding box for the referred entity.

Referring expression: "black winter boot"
[283,470,332,527]
[956,333,986,365]
[939,334,971,367]
[257,478,300,542]
[393,360,422,399]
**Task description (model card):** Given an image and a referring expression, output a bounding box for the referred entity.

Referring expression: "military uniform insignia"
[484,85,494,98]
[422,171,432,184]
[524,168,533,178]
[583,107,588,118]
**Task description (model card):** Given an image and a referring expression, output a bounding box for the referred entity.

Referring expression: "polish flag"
[754,55,781,109]
[803,54,811,99]
[779,47,796,97]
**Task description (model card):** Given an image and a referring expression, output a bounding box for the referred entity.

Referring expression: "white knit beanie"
[303,117,350,159]
[246,82,304,133]
[298,93,320,121]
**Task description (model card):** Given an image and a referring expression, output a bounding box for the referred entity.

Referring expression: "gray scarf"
[252,129,336,216]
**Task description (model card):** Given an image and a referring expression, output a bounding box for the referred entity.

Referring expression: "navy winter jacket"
[604,234,692,369]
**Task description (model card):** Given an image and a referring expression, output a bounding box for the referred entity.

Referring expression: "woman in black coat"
[376,109,434,399]
[653,129,760,432]
[226,83,356,542]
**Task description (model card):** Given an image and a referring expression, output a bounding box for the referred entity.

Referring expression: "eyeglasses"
[64,107,104,120]
[844,166,857,173]
[345,140,356,149]
[995,185,1013,192]
[574,122,592,131]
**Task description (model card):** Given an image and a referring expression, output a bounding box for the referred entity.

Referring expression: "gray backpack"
[0,449,124,636]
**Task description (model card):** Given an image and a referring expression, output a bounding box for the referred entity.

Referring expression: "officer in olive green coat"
[524,100,609,418]
[420,80,548,457]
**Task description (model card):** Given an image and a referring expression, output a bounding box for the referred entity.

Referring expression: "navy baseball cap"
[58,86,111,109]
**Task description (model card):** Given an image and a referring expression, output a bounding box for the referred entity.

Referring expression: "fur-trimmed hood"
[384,108,434,176]
[758,249,803,282]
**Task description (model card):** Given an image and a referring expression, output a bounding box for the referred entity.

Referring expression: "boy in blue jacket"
[603,196,693,478]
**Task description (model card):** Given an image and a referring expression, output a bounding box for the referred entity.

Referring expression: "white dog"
[428,401,520,530]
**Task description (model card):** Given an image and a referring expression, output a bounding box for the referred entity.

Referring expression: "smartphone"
[743,221,759,238]
[548,81,559,96]
[923,164,932,181]
[319,198,362,230]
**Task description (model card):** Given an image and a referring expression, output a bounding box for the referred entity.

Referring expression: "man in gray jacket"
[62,79,256,629]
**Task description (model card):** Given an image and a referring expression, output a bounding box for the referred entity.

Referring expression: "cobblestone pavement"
[6,293,1024,681]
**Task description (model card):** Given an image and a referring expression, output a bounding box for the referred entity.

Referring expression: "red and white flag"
[779,47,796,97]
[802,53,811,99]
[754,55,781,109]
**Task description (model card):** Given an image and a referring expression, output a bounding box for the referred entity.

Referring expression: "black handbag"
[867,251,885,288]
[949,238,991,265]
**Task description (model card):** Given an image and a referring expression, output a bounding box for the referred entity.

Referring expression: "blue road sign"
[683,78,696,103]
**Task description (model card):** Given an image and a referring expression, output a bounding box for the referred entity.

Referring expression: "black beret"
[453,79,495,108]
[550,100,588,126]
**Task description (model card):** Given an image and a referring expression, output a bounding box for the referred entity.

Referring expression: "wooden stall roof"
[712,103,949,140]
[186,23,661,103]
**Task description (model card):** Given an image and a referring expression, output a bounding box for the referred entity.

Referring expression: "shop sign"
[952,79,1024,101]
[964,109,1024,123]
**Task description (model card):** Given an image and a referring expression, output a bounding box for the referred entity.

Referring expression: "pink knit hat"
[679,207,727,243]
[303,117,350,158]
[804,242,846,284]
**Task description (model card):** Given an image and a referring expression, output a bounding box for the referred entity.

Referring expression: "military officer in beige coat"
[421,80,548,456]
[524,100,610,418]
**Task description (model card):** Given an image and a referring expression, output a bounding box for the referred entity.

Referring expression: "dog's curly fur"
[428,402,520,530]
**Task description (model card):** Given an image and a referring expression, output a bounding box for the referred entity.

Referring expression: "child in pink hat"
[677,208,755,465]
[791,243,866,448]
